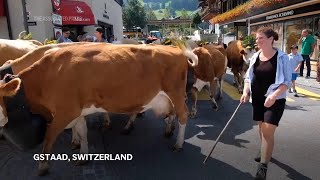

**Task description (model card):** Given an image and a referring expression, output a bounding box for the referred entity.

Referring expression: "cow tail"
[180,42,198,67]
[172,39,198,67]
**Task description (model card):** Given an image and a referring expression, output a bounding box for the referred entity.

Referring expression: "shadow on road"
[0,112,254,180]
[271,158,312,180]
[185,98,254,149]
[285,104,308,111]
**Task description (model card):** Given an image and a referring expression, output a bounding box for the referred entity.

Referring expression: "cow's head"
[0,77,21,127]
[240,46,255,66]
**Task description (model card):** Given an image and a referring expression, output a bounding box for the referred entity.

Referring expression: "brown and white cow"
[0,42,107,148]
[189,45,227,118]
[226,40,255,94]
[0,43,198,175]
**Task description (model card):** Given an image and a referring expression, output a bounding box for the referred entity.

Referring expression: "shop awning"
[0,0,5,17]
[53,0,95,25]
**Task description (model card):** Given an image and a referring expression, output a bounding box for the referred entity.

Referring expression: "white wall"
[0,17,9,39]
[84,0,123,40]
[26,0,54,42]
[7,0,25,39]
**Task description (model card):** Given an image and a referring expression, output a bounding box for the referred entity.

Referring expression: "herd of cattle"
[0,38,256,175]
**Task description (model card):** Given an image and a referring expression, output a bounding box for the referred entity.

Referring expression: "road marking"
[296,87,320,101]
[197,82,319,102]
[197,81,241,100]
[286,97,295,102]
[222,81,242,100]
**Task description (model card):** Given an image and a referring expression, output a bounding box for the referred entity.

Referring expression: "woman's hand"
[240,93,250,104]
[264,94,276,108]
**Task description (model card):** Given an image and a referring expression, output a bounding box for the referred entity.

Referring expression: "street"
[0,70,319,180]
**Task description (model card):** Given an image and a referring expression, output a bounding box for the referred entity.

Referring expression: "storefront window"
[284,17,314,54]
[312,16,320,61]
[237,25,247,40]
[220,23,236,44]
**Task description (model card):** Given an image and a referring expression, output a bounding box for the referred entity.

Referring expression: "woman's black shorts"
[252,98,286,126]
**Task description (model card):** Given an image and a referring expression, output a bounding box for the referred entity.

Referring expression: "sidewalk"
[295,69,319,92]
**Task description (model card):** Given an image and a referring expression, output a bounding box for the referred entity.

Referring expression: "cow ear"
[0,78,21,97]
[240,49,245,55]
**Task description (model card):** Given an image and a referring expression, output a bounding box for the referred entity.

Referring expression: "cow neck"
[10,45,55,75]
[10,42,89,75]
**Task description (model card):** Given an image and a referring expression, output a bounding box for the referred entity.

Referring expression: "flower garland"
[212,0,288,24]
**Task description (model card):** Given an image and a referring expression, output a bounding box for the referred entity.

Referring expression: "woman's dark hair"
[257,27,279,41]
[62,27,70,33]
[96,27,105,39]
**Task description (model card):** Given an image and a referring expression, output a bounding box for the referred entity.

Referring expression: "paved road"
[0,70,319,180]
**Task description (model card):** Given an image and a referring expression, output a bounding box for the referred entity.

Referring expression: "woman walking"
[240,27,291,180]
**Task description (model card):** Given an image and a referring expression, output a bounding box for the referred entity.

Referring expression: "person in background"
[94,27,107,42]
[109,35,115,43]
[240,27,291,180]
[85,35,94,42]
[288,45,303,97]
[77,35,85,42]
[57,27,73,43]
[298,29,316,78]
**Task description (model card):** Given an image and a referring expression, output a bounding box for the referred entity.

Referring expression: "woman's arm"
[264,55,291,107]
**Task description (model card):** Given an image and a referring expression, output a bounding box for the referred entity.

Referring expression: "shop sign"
[266,10,294,20]
[27,21,37,26]
[250,3,320,24]
[54,27,62,39]
[52,13,62,25]
[52,0,61,11]
[103,2,110,19]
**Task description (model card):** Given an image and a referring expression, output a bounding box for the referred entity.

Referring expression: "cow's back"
[21,44,189,114]
[203,45,226,78]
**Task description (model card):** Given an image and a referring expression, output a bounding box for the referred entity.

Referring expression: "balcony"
[198,0,221,21]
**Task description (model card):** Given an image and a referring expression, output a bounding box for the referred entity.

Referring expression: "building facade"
[0,0,123,42]
[207,0,319,56]
[248,1,320,54]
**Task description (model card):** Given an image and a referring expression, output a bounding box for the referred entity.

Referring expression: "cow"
[0,39,40,65]
[226,40,255,94]
[188,45,227,118]
[0,43,198,176]
[119,42,227,129]
[0,42,109,147]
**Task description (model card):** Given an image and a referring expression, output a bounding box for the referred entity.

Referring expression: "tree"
[146,10,157,20]
[192,13,201,27]
[180,9,189,19]
[123,0,147,29]
[163,7,170,19]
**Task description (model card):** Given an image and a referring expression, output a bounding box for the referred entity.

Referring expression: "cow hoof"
[212,107,219,111]
[38,169,49,176]
[71,142,81,150]
[38,162,50,176]
[121,126,134,135]
[212,106,219,111]
[75,160,89,166]
[189,112,197,119]
[101,122,112,130]
[104,125,112,130]
[170,145,183,152]
[164,131,174,138]
[137,113,145,118]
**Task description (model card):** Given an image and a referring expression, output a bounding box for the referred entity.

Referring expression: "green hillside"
[124,0,198,20]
